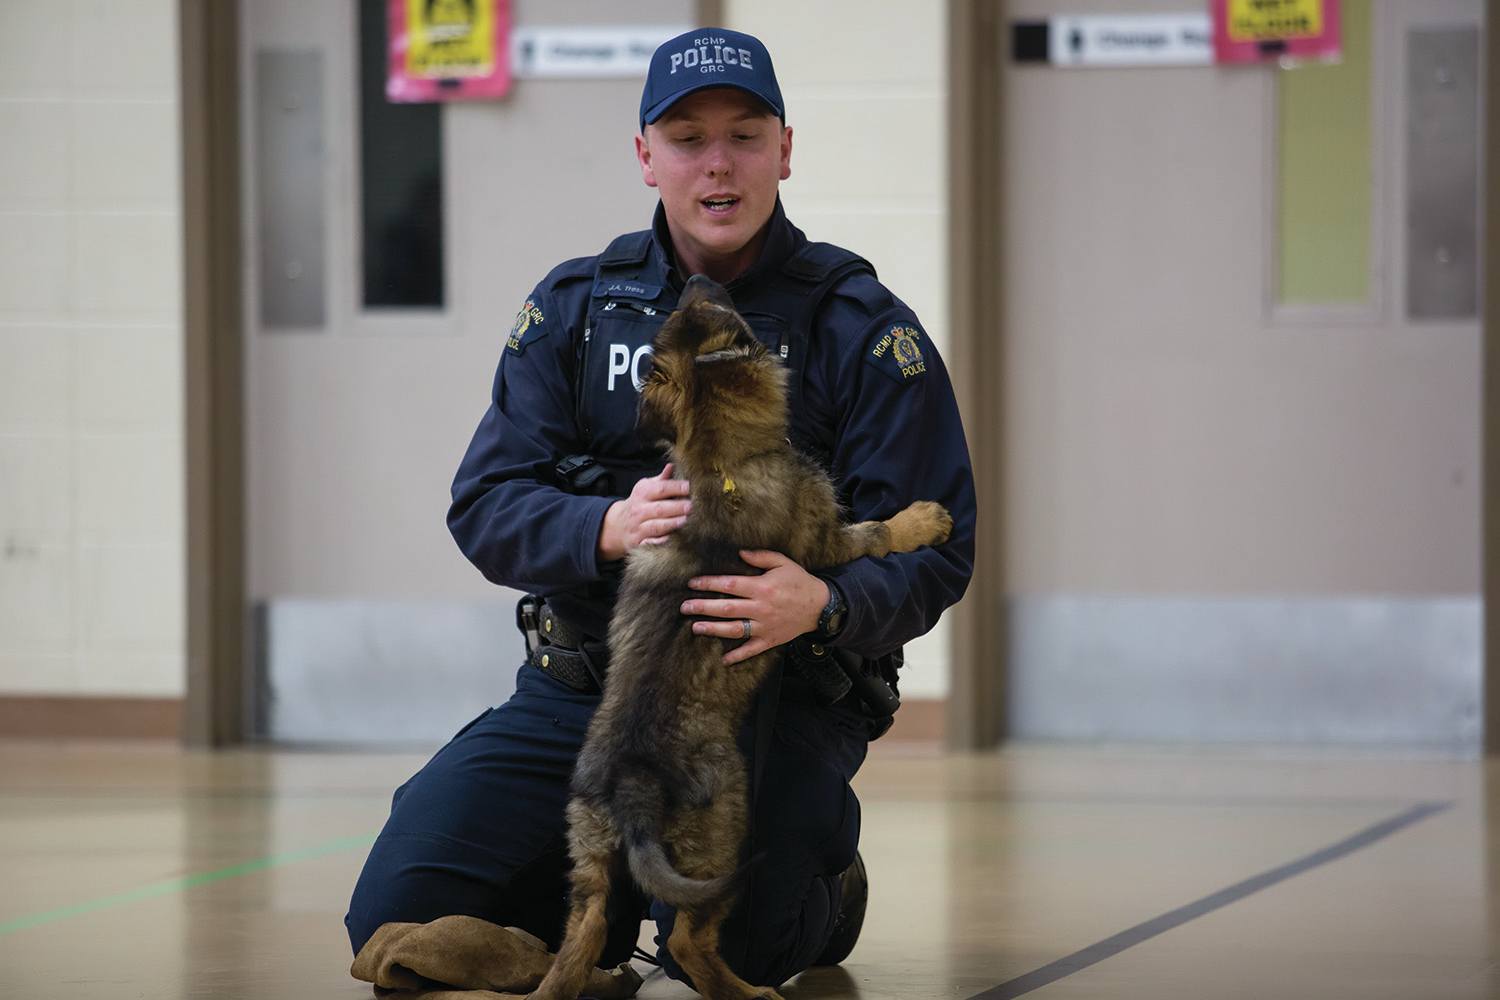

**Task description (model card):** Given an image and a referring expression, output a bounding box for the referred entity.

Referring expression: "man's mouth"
[701,195,740,214]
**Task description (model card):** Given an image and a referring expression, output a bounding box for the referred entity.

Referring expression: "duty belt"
[517,595,607,695]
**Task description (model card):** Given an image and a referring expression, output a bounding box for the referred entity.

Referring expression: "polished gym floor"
[0,738,1493,999]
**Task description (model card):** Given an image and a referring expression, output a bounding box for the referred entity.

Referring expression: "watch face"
[818,586,846,636]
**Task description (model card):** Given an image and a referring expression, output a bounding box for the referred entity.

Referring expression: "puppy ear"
[677,274,735,312]
[693,340,765,367]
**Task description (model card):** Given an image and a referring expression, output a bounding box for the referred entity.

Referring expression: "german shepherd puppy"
[528,276,952,1000]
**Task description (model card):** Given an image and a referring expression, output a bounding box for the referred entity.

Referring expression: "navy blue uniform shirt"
[448,200,976,661]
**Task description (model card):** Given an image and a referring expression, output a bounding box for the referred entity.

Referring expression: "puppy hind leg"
[673,902,785,1000]
[527,852,613,1000]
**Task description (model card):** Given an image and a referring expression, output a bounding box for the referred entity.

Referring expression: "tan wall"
[1001,0,1480,599]
[725,0,952,697]
[240,2,955,698]
[0,0,186,698]
[242,0,692,604]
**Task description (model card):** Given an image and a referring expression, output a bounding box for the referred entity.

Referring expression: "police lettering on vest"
[607,344,654,392]
[668,37,754,75]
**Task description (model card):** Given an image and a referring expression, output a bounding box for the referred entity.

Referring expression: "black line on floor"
[967,800,1453,1000]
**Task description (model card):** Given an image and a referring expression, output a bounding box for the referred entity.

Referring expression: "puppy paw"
[885,501,952,552]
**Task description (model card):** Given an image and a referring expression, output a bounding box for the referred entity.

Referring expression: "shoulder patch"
[865,322,929,384]
[505,298,547,354]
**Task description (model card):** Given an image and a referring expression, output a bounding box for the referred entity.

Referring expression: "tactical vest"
[549,231,905,734]
[564,229,874,497]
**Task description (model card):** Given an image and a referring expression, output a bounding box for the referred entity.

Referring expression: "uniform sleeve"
[817,304,977,659]
[446,281,616,592]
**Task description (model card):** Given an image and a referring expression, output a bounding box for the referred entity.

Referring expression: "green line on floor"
[0,832,376,935]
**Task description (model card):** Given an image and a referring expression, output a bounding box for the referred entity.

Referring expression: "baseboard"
[0,696,183,740]
[1008,595,1480,747]
[886,698,945,742]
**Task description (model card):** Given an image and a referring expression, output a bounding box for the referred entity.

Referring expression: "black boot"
[813,850,868,966]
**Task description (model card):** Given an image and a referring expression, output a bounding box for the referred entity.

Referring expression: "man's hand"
[680,550,829,665]
[596,464,692,562]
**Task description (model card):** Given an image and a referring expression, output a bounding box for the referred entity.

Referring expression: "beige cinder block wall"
[0,1,187,705]
[724,0,953,700]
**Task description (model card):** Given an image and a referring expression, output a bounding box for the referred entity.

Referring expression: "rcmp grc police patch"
[506,299,545,353]
[867,323,928,383]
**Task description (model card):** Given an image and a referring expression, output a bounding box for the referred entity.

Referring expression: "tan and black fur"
[528,276,952,1000]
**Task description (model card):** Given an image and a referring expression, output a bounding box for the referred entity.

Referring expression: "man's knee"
[344,834,590,960]
[344,837,429,954]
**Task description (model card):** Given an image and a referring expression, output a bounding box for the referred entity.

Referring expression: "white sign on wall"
[511,25,690,78]
[1044,13,1214,67]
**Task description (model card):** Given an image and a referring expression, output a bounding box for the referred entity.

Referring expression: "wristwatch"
[814,580,847,641]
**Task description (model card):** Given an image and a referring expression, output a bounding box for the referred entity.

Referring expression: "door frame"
[1484,1,1498,755]
[181,0,247,746]
[946,0,1007,749]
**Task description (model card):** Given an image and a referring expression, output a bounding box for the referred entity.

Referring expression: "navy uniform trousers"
[345,660,868,988]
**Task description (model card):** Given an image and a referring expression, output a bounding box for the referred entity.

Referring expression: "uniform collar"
[650,197,804,296]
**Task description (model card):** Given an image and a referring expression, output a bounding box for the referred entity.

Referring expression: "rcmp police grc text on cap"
[639,27,785,132]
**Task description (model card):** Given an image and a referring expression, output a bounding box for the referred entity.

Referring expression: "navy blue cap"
[640,28,784,132]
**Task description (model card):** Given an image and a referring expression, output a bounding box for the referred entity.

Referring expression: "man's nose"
[704,139,733,175]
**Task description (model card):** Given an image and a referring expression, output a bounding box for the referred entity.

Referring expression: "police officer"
[346,26,976,992]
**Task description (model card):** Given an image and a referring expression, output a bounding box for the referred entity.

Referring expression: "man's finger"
[686,574,749,595]
[723,639,772,666]
[639,516,688,538]
[641,478,692,500]
[739,549,788,568]
[643,499,691,520]
[683,599,754,620]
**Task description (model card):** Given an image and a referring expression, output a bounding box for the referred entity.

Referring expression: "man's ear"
[779,125,793,182]
[636,132,658,189]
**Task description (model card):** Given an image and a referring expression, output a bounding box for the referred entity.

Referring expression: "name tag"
[593,279,662,302]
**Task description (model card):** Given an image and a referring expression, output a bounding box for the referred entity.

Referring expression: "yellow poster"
[1226,0,1324,42]
[405,0,495,78]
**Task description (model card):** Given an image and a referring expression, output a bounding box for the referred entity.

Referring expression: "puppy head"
[638,275,787,455]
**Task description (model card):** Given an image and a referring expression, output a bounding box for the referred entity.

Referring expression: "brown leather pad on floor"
[350,915,644,999]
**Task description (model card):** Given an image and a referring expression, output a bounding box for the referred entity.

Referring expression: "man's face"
[635,88,793,268]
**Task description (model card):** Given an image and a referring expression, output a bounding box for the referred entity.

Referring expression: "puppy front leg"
[823,501,953,564]
[882,500,953,554]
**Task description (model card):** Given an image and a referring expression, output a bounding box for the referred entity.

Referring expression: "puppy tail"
[625,836,736,909]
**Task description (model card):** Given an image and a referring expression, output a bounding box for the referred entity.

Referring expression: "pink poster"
[388,0,511,103]
[1212,0,1341,65]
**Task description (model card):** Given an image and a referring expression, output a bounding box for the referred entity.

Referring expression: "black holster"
[787,638,902,740]
[554,454,615,496]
